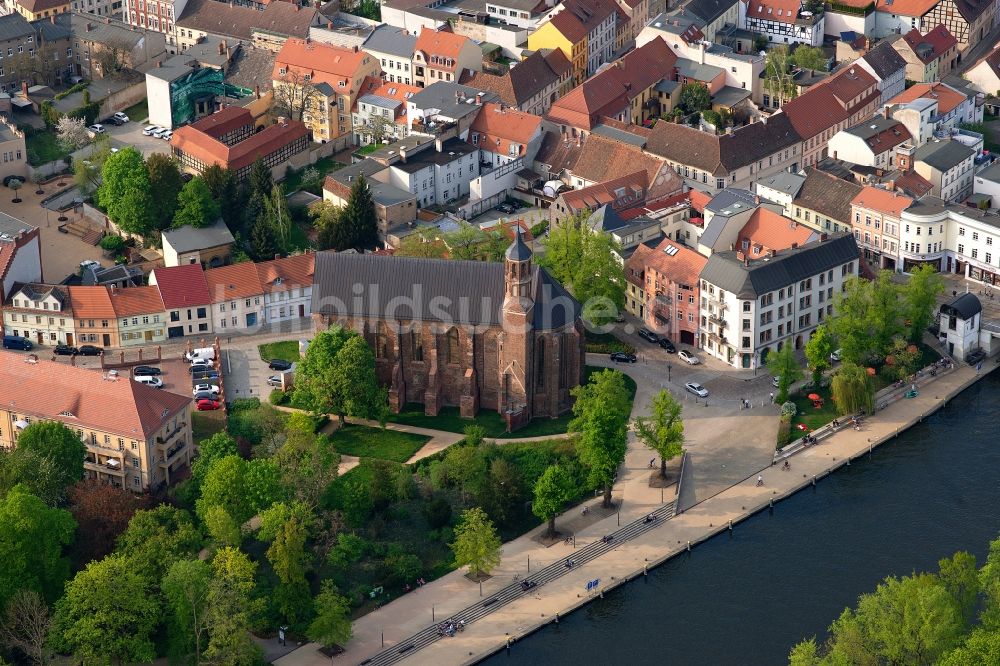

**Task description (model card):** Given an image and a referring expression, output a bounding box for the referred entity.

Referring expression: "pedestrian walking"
[649,458,655,468]
[756,475,764,487]
[769,392,774,404]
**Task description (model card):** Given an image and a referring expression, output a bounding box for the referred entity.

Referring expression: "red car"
[196,398,222,411]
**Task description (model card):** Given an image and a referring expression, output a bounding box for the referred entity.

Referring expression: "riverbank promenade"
[275,362,985,666]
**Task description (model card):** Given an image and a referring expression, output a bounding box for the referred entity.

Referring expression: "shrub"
[99,234,126,252]
[776,416,792,447]
[268,389,288,406]
[779,401,797,418]
[464,424,486,447]
[423,496,452,529]
[530,220,549,237]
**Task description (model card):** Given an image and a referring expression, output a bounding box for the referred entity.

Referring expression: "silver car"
[685,382,709,398]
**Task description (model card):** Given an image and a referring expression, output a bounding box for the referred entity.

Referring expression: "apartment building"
[10,0,68,21]
[352,77,420,146]
[460,48,572,117]
[527,0,618,85]
[111,285,167,347]
[204,261,264,332]
[827,116,912,168]
[148,263,213,339]
[888,81,982,130]
[412,27,481,88]
[3,283,74,346]
[362,24,416,86]
[854,39,906,106]
[0,115,26,184]
[893,25,958,83]
[738,0,825,46]
[697,233,860,368]
[0,13,72,93]
[66,12,166,80]
[323,159,418,237]
[272,38,380,144]
[0,352,193,490]
[625,236,707,343]
[67,286,118,347]
[385,136,481,208]
[912,138,976,203]
[850,185,911,271]
[899,197,1000,282]
[787,167,862,234]
[468,103,543,167]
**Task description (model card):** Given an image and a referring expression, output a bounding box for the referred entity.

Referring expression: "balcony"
[707,297,728,311]
[160,441,187,467]
[708,313,727,327]
[707,330,727,344]
[156,422,187,446]
[84,456,124,476]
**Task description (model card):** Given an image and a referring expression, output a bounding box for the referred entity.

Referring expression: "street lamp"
[667,362,671,382]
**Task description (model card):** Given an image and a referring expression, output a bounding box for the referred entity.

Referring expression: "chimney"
[277,116,286,124]
[86,22,92,31]
[883,105,890,119]
[754,195,760,204]
[156,60,162,68]
[275,253,281,260]
[435,137,443,152]
[768,249,776,258]
[791,242,798,249]
[218,41,224,55]
[353,45,359,52]
[476,92,483,105]
[820,232,828,241]
[327,21,332,28]
[736,250,744,260]
[886,179,895,192]
[255,84,261,98]
[21,81,28,98]
[49,15,54,23]
[698,40,706,65]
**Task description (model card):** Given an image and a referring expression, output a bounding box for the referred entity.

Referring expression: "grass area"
[257,340,300,363]
[25,132,71,166]
[192,411,226,443]
[355,143,381,156]
[387,366,637,438]
[785,383,839,444]
[328,423,430,462]
[283,156,343,194]
[585,329,635,354]
[122,99,149,123]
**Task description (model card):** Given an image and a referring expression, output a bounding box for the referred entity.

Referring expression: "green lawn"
[283,156,343,194]
[585,329,635,354]
[355,143,380,156]
[387,366,637,438]
[258,340,300,363]
[786,383,839,443]
[328,423,431,462]
[26,132,71,166]
[192,411,226,443]
[122,99,149,123]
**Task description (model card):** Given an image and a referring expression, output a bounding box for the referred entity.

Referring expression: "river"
[482,373,1000,665]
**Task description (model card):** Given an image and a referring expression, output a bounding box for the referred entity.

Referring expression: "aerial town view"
[2,0,1000,661]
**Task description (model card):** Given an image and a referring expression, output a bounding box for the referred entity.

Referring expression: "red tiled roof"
[689,190,711,213]
[851,185,913,217]
[780,65,878,140]
[874,0,936,17]
[255,253,315,294]
[0,351,190,439]
[625,236,707,292]
[273,38,371,89]
[109,285,165,317]
[204,262,264,302]
[901,25,957,64]
[170,119,309,173]
[150,264,212,309]
[355,77,422,124]
[0,227,38,303]
[67,286,115,319]
[560,170,649,211]
[894,170,933,198]
[468,104,542,157]
[189,106,251,139]
[745,0,802,24]
[414,27,473,71]
[547,0,618,43]
[737,208,817,257]
[889,81,967,116]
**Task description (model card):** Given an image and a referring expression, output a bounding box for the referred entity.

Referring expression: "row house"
[352,77,421,147]
[698,233,860,368]
[674,0,740,42]
[786,167,862,234]
[874,0,993,51]
[779,64,881,168]
[255,253,315,325]
[148,263,213,339]
[0,12,72,94]
[385,137,481,208]
[3,283,74,346]
[568,133,684,200]
[173,0,321,54]
[0,353,192,490]
[67,286,118,347]
[888,81,983,131]
[412,26,481,88]
[272,38,380,144]
[66,12,166,80]
[467,103,544,168]
[460,48,572,117]
[362,24,416,86]
[850,185,911,271]
[545,37,679,135]
[912,138,976,202]
[625,236,707,344]
[854,38,906,106]
[110,285,167,347]
[204,262,264,333]
[645,112,802,191]
[738,0,825,46]
[527,0,618,85]
[0,118,27,184]
[964,43,1000,95]
[893,25,958,84]
[827,115,912,168]
[900,197,1000,283]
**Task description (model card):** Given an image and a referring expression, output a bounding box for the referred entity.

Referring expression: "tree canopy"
[532,464,575,537]
[308,581,353,648]
[570,369,631,507]
[451,507,502,577]
[766,344,803,404]
[632,389,684,479]
[16,420,86,490]
[294,326,384,422]
[196,454,285,526]
[173,176,220,229]
[804,325,834,388]
[97,147,154,237]
[316,175,380,251]
[146,153,183,231]
[679,82,711,114]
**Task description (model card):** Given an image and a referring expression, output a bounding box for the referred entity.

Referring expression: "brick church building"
[311,232,585,426]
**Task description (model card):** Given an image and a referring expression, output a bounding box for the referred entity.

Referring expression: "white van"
[134,375,164,389]
[185,347,216,362]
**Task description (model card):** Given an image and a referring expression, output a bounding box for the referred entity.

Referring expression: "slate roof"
[914,139,974,172]
[325,161,416,207]
[311,251,581,329]
[224,45,276,93]
[941,292,981,319]
[0,13,34,42]
[534,130,584,176]
[177,0,320,41]
[842,116,911,152]
[756,171,805,198]
[793,168,862,223]
[860,39,907,79]
[699,233,860,299]
[684,0,736,24]
[461,49,570,109]
[408,81,501,121]
[362,24,417,58]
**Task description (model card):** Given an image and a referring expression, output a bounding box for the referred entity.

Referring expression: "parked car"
[609,351,637,363]
[267,375,284,386]
[2,335,33,351]
[133,366,162,376]
[112,112,129,123]
[134,375,164,389]
[966,349,987,365]
[53,344,78,356]
[185,347,216,362]
[496,203,516,214]
[658,338,677,353]
[191,370,220,381]
[268,359,293,371]
[143,125,162,136]
[637,328,660,343]
[196,399,222,411]
[829,349,842,362]
[88,123,106,134]
[189,357,211,368]
[678,349,700,365]
[159,130,173,141]
[77,345,103,356]
[151,128,168,139]
[80,259,100,271]
[193,391,217,402]
[685,382,709,398]
[192,384,220,396]
[105,116,123,126]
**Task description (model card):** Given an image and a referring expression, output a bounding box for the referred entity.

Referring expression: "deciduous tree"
[56,116,90,151]
[763,45,796,104]
[0,447,68,506]
[0,589,51,666]
[97,147,154,237]
[115,505,203,583]
[570,369,631,507]
[57,553,161,665]
[294,327,383,422]
[831,362,875,416]
[17,421,85,490]
[265,512,312,623]
[804,325,834,387]
[903,264,945,343]
[174,177,220,229]
[196,455,285,526]
[632,389,684,479]
[68,478,149,563]
[532,464,574,538]
[451,507,502,578]
[203,547,263,666]
[766,344,803,404]
[203,504,242,547]
[262,183,293,251]
[146,153,183,231]
[679,82,711,114]
[791,45,827,71]
[307,581,352,649]
[162,558,211,666]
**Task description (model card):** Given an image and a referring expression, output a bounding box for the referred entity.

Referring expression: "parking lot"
[219,344,297,403]
[72,120,172,163]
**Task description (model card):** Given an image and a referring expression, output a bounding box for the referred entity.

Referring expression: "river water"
[482,373,1000,665]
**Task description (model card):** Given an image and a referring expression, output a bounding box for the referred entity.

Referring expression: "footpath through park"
[275,362,986,666]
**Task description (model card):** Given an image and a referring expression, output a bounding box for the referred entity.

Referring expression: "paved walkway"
[274,361,986,666]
